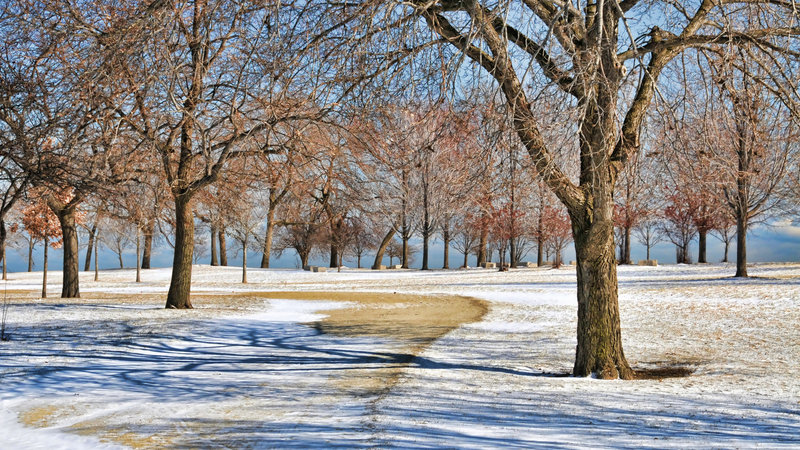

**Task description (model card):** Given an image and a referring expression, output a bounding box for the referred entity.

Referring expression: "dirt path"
[11,290,488,448]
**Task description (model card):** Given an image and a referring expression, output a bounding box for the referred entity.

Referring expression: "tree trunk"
[135,229,141,283]
[28,236,34,272]
[118,251,124,269]
[165,196,194,309]
[401,235,409,269]
[42,236,48,299]
[698,230,707,263]
[260,208,275,268]
[421,229,430,270]
[242,239,247,284]
[0,220,6,280]
[210,224,219,266]
[623,226,632,264]
[462,249,468,268]
[142,222,154,269]
[357,253,361,268]
[646,244,651,261]
[723,240,730,263]
[571,196,634,380]
[372,228,395,269]
[477,222,487,266]
[300,250,310,269]
[735,214,748,277]
[442,228,450,269]
[330,243,338,268]
[94,232,99,281]
[84,223,96,272]
[57,209,81,298]
[537,213,544,266]
[218,228,227,266]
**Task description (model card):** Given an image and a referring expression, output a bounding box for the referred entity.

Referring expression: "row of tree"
[2,1,800,379]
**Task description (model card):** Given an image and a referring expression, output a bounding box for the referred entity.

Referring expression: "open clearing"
[1,263,799,448]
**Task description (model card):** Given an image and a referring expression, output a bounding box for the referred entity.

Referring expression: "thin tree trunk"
[462,249,468,268]
[300,250,310,269]
[57,209,80,298]
[623,226,632,264]
[723,240,730,263]
[136,229,141,283]
[421,229,430,270]
[572,197,634,380]
[401,235,409,269]
[698,230,707,263]
[166,196,194,309]
[118,251,124,269]
[28,236,33,272]
[537,213,544,266]
[260,208,275,268]
[442,228,450,269]
[42,236,48,299]
[84,223,96,272]
[141,222,154,269]
[210,224,218,266]
[735,214,748,277]
[219,228,227,266]
[94,231,99,281]
[646,244,651,261]
[372,228,395,269]
[242,238,247,284]
[357,253,361,268]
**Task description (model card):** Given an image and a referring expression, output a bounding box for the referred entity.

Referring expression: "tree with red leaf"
[22,195,62,298]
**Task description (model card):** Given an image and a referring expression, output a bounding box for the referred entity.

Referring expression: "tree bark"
[329,243,338,268]
[735,214,748,277]
[260,208,275,268]
[84,222,96,272]
[165,196,194,309]
[698,230,707,263]
[28,236,33,272]
[94,231,99,281]
[142,222,154,269]
[135,229,141,283]
[723,240,730,263]
[241,238,247,284]
[623,226,632,264]
[42,236,48,299]
[421,228,430,270]
[401,235,409,269]
[462,249,468,268]
[442,228,450,269]
[219,228,228,266]
[0,220,6,280]
[210,224,218,266]
[118,251,124,269]
[477,220,487,266]
[571,194,634,380]
[56,209,80,298]
[372,228,395,269]
[300,250,310,269]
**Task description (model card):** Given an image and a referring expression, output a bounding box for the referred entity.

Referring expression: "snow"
[1,263,799,448]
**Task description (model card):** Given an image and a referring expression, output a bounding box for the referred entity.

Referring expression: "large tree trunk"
[260,208,275,268]
[142,222,154,269]
[210,224,218,266]
[57,209,81,298]
[84,222,96,272]
[735,214,748,277]
[421,229,430,270]
[372,228,395,269]
[300,250,310,269]
[571,194,634,380]
[698,230,707,263]
[166,196,194,309]
[218,228,228,266]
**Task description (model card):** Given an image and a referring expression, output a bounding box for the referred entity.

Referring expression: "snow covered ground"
[0,263,798,448]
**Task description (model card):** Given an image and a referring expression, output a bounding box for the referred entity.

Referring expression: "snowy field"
[0,263,799,448]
